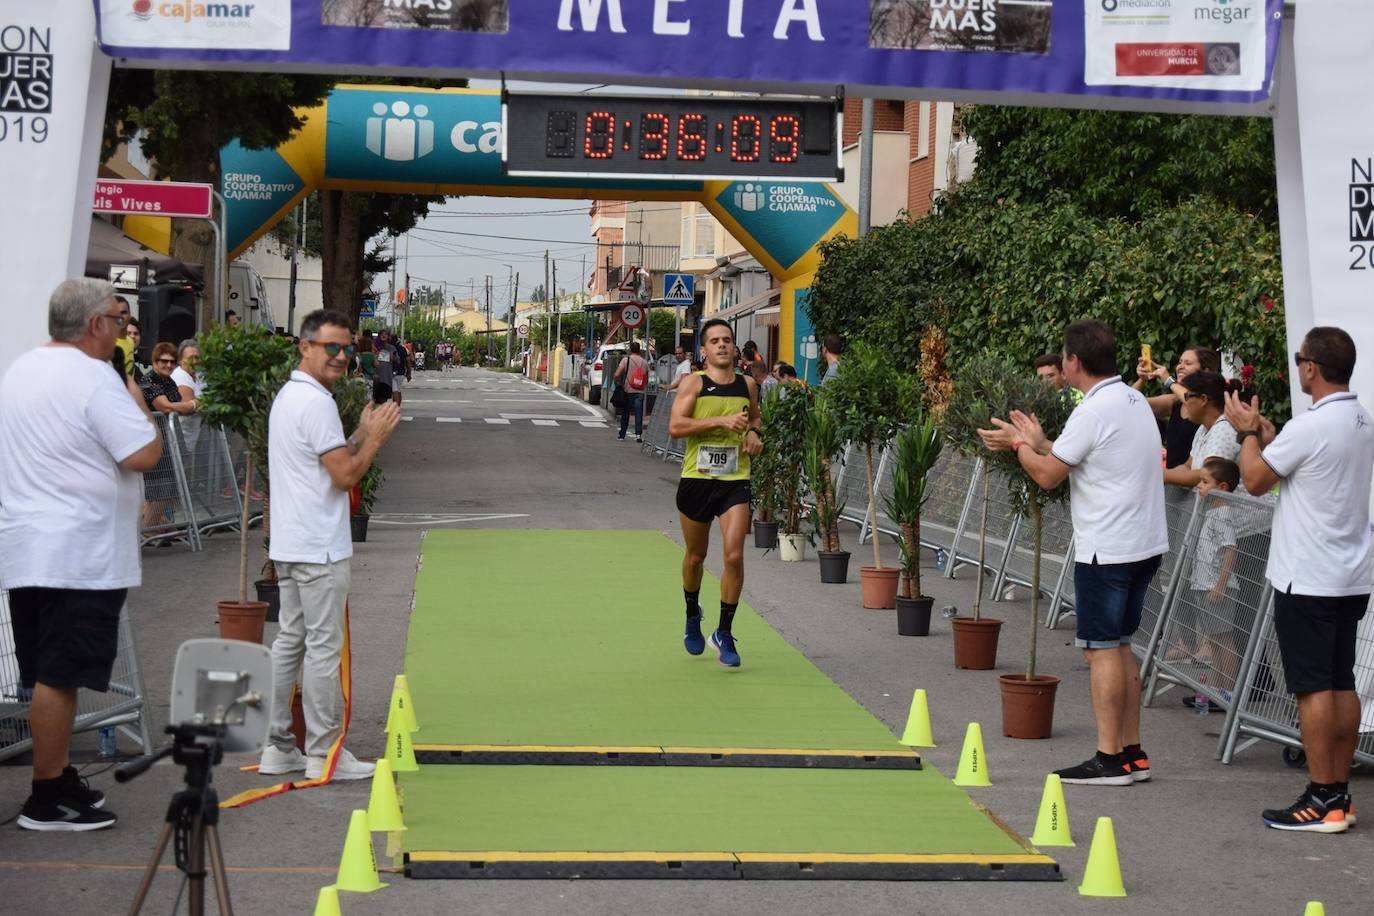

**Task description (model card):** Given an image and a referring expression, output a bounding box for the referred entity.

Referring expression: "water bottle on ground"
[98,726,117,758]
[1194,675,1210,716]
[940,604,959,620]
[935,548,948,573]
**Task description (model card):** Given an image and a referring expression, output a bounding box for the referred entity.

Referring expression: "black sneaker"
[17,795,116,832]
[60,766,105,809]
[1261,789,1348,833]
[1055,753,1134,786]
[1122,746,1151,783]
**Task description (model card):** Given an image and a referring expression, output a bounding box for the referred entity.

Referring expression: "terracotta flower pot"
[951,616,1003,670]
[818,550,851,584]
[896,595,934,636]
[998,673,1061,739]
[216,600,269,645]
[859,566,899,609]
[778,533,807,562]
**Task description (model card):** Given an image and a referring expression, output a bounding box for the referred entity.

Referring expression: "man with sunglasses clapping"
[259,310,402,782]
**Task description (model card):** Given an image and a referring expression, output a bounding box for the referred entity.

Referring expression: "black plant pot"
[818,550,851,584]
[753,520,779,549]
[350,513,369,543]
[897,595,934,637]
[254,578,281,623]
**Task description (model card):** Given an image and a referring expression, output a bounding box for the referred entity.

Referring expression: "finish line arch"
[195,85,856,371]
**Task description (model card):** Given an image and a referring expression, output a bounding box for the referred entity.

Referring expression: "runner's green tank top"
[681,372,752,481]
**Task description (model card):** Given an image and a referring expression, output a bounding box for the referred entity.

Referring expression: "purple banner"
[95,1,1282,110]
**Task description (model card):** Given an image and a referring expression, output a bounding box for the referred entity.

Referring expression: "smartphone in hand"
[1140,344,1154,373]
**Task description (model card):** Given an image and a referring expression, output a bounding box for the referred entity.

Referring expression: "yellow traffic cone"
[953,722,991,787]
[1303,903,1326,916]
[335,809,386,893]
[386,724,418,773]
[1077,816,1126,897]
[367,758,406,833]
[398,678,417,736]
[385,675,419,734]
[899,689,935,747]
[312,885,342,916]
[1029,774,1074,847]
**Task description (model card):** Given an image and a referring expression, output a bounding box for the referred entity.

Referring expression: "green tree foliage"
[805,107,1289,421]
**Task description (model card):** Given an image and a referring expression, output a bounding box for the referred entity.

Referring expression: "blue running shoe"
[708,629,741,668]
[684,614,705,656]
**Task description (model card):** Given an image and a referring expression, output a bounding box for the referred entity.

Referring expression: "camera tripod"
[119,724,234,916]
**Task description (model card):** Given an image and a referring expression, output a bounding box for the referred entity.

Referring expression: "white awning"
[709,287,780,322]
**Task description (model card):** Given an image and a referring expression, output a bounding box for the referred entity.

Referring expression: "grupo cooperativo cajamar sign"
[94,0,1282,109]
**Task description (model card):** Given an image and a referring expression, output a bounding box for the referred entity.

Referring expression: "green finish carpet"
[398,529,1055,878]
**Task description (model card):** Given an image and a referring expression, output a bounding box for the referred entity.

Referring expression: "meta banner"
[94,0,1283,110]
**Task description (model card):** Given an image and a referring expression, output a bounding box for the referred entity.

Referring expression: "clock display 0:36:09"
[548,109,804,164]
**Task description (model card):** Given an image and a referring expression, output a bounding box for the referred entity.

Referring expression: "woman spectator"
[1163,371,1244,492]
[358,333,376,384]
[1134,346,1221,469]
[140,342,198,416]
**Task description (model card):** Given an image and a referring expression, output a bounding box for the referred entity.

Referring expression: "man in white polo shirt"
[1226,326,1372,834]
[259,310,401,782]
[981,319,1168,786]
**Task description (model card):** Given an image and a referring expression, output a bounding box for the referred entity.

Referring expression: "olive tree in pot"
[803,392,847,577]
[331,378,385,542]
[975,370,1072,738]
[884,410,944,636]
[942,357,1019,668]
[196,324,299,643]
[825,343,920,607]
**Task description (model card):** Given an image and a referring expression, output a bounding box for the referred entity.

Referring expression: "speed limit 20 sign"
[619,302,646,329]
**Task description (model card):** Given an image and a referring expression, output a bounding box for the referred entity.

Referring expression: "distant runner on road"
[668,319,763,668]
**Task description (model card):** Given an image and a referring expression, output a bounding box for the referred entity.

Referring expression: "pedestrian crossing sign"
[663,273,695,305]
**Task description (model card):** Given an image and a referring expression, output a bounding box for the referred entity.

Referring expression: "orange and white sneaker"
[1338,794,1356,827]
[1262,790,1349,833]
[1123,745,1150,783]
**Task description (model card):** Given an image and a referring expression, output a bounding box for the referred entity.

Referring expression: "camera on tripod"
[118,639,275,916]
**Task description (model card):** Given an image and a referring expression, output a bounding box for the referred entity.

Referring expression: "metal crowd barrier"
[170,417,243,540]
[140,413,201,550]
[640,388,677,460]
[994,498,1075,603]
[0,591,156,763]
[943,462,1021,584]
[834,442,884,542]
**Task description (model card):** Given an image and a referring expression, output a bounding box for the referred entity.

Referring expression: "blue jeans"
[619,392,644,438]
[1072,555,1162,649]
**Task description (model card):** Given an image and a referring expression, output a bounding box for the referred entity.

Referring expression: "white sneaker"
[258,745,307,775]
[305,747,376,781]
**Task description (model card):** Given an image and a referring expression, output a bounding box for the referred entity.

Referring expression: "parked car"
[581,341,657,403]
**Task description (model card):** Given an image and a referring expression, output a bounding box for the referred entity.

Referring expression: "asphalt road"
[2,366,1369,915]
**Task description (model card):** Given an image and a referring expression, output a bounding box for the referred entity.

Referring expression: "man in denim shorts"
[1227,326,1372,833]
[981,320,1168,786]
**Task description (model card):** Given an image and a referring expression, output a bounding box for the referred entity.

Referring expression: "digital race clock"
[502,92,842,182]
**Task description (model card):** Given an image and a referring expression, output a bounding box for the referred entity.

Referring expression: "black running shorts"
[676,478,752,524]
[1272,590,1369,694]
[372,381,393,405]
[9,587,127,691]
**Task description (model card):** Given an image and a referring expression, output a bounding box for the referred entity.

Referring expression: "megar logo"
[1195,0,1251,24]
[130,2,263,24]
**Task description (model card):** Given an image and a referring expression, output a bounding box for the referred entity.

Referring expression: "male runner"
[668,319,763,668]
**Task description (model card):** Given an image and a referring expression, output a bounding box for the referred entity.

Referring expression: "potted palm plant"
[330,378,385,542]
[884,410,944,636]
[196,323,299,643]
[803,392,847,577]
[751,386,784,549]
[768,383,813,561]
[824,343,920,606]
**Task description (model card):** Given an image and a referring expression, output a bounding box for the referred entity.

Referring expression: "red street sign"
[93,178,214,219]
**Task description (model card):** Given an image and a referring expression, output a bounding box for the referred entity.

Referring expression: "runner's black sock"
[1311,782,1341,803]
[684,589,701,618]
[719,601,738,633]
[1122,743,1144,758]
[31,776,63,802]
